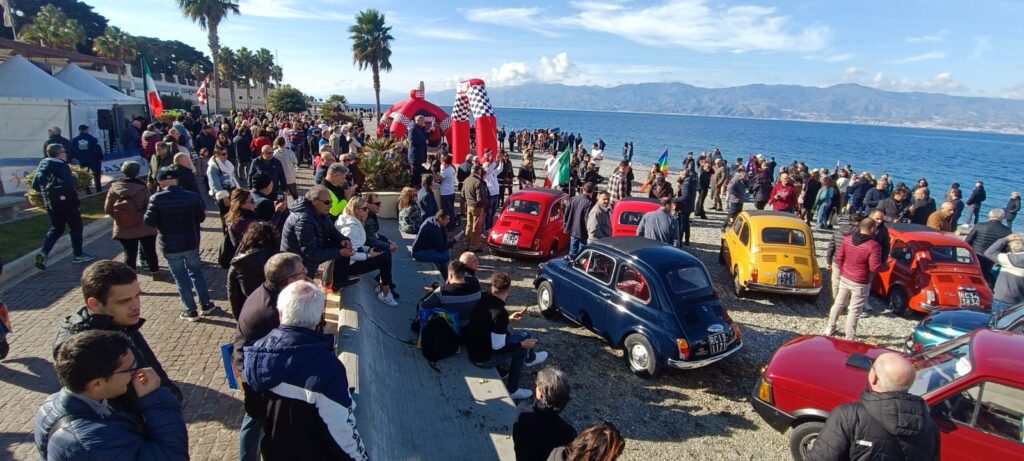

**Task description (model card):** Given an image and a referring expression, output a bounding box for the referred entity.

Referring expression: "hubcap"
[630,344,650,369]
[802,434,816,454]
[540,288,551,308]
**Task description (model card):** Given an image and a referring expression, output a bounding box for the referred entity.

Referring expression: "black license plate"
[502,233,520,247]
[959,291,980,307]
[709,333,728,354]
[777,271,796,287]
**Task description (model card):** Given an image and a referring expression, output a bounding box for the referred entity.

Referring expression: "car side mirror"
[564,255,572,262]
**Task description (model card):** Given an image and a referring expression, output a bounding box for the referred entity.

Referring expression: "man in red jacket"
[824,217,883,340]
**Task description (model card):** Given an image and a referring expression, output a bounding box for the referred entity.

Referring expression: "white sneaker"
[377,291,398,307]
[509,388,533,400]
[821,327,836,336]
[525,351,548,367]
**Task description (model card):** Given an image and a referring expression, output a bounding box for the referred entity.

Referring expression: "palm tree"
[91,26,137,92]
[349,9,393,120]
[235,47,254,109]
[218,47,238,110]
[253,48,275,104]
[270,64,283,88]
[19,5,86,51]
[175,61,192,85]
[176,0,240,113]
[190,62,206,84]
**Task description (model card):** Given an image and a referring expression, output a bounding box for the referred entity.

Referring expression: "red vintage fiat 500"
[610,197,661,237]
[487,188,570,259]
[872,223,992,315]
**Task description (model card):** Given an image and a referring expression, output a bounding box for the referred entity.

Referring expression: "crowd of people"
[20,104,1024,460]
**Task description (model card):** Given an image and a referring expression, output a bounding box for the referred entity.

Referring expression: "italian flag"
[544,146,572,188]
[142,59,163,118]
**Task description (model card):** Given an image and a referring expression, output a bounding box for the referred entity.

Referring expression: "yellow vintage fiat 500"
[719,211,822,300]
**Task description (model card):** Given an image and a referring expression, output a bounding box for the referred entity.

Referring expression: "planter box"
[373,190,402,219]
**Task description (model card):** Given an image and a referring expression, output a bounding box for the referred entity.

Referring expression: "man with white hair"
[966,208,1011,285]
[243,281,368,461]
[809,352,939,460]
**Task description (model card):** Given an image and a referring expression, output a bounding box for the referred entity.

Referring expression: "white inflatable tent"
[0,55,118,195]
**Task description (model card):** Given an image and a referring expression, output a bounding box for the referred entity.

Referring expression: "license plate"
[777,271,796,287]
[502,233,520,247]
[708,333,727,354]
[959,290,980,307]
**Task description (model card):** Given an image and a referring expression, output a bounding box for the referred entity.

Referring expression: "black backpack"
[418,309,460,364]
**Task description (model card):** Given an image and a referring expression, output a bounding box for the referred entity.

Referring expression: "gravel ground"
[458,151,920,460]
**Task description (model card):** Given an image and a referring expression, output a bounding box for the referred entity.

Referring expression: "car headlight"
[757,377,774,404]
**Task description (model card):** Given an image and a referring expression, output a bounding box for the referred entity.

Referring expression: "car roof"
[511,188,565,200]
[740,210,810,228]
[970,329,1024,379]
[888,223,968,246]
[590,237,703,269]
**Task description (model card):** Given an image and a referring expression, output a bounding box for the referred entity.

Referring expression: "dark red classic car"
[610,197,661,237]
[751,329,1024,460]
[872,223,992,315]
[487,188,570,258]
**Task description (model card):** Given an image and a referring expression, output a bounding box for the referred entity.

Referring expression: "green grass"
[0,194,108,262]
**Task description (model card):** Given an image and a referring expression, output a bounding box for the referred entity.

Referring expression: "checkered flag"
[466,84,494,119]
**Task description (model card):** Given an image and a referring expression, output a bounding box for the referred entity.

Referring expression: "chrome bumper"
[487,243,543,258]
[667,342,742,369]
[746,282,821,296]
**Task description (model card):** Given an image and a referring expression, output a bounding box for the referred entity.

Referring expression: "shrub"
[360,138,409,191]
[267,86,309,113]
[21,165,95,208]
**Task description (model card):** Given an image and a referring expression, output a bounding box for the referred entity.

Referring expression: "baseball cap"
[156,167,178,181]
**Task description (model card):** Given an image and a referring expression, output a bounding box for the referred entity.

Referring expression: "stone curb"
[0,216,113,287]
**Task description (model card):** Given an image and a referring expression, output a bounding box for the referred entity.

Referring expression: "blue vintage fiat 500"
[534,237,742,377]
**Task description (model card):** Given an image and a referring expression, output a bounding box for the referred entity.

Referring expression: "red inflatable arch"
[450,78,498,164]
[377,87,449,148]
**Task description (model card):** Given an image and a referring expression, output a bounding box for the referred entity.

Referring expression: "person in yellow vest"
[323,163,356,219]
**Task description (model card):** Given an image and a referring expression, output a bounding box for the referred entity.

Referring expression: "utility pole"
[2,0,22,40]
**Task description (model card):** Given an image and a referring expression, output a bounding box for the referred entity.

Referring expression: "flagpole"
[205,75,211,117]
[140,57,152,125]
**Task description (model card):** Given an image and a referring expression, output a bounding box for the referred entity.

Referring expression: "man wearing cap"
[72,124,104,193]
[44,126,74,159]
[251,172,288,232]
[144,167,216,322]
[32,144,97,270]
[248,145,287,196]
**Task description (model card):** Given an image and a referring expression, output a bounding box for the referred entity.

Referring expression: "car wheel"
[548,242,558,259]
[789,421,825,461]
[718,240,726,265]
[733,270,746,298]
[623,334,659,378]
[889,287,909,317]
[537,280,558,316]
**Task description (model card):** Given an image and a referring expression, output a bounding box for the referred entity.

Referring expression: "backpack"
[418,308,460,364]
[111,197,142,228]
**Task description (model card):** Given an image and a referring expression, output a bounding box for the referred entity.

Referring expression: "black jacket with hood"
[808,391,940,461]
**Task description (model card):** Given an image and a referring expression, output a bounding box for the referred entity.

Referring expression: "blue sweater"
[412,217,454,253]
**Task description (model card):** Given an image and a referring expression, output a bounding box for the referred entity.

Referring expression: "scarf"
[212,157,239,189]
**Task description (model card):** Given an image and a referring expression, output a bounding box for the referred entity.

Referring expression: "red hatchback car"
[873,223,993,315]
[487,188,570,258]
[751,329,1024,460]
[610,197,661,237]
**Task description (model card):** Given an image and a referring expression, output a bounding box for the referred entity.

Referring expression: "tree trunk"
[372,63,381,123]
[245,80,252,109]
[116,61,124,93]
[209,25,221,114]
[229,83,236,111]
[262,81,268,108]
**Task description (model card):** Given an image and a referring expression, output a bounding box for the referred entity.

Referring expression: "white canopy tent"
[0,55,120,195]
[54,64,144,104]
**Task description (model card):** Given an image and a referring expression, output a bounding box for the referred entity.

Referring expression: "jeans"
[85,162,102,192]
[348,252,393,286]
[413,249,451,280]
[965,205,980,225]
[119,236,159,271]
[239,413,262,461]
[569,237,585,259]
[677,211,692,245]
[473,331,535,392]
[825,276,868,339]
[992,299,1015,315]
[485,194,499,230]
[164,249,212,314]
[440,194,457,230]
[696,189,709,217]
[817,203,832,228]
[41,206,84,256]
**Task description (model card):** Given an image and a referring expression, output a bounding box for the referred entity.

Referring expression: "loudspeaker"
[190,105,202,119]
[97,109,113,130]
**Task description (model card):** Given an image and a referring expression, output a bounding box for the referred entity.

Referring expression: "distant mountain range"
[419,83,1024,134]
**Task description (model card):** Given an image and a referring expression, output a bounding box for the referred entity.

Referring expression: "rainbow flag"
[656,149,670,175]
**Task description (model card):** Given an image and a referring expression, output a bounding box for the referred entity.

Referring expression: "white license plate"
[503,233,520,247]
[709,333,728,354]
[777,272,796,287]
[959,291,980,307]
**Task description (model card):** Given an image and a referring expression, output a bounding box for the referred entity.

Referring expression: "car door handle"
[600,292,612,299]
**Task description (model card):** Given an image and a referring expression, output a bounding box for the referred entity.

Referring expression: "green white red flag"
[544,146,572,188]
[142,58,163,118]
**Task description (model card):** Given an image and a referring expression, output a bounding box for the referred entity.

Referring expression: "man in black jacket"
[966,208,1012,286]
[675,169,698,246]
[564,182,595,259]
[43,126,74,158]
[53,261,183,414]
[1006,192,1021,231]
[71,124,104,193]
[408,116,428,188]
[696,160,713,219]
[233,252,307,461]
[143,167,214,321]
[249,146,287,196]
[808,352,940,461]
[512,367,576,461]
[964,181,986,225]
[280,185,354,287]
[876,187,911,223]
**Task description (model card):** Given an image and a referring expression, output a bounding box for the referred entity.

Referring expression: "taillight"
[677,339,690,360]
[751,268,759,283]
[912,343,924,353]
[757,377,774,404]
[813,271,822,288]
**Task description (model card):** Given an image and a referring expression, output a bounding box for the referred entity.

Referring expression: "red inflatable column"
[465,79,498,163]
[450,81,473,165]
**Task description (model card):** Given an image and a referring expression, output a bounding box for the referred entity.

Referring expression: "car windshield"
[664,266,712,296]
[506,199,542,216]
[761,228,807,246]
[928,246,974,264]
[993,303,1024,334]
[907,335,973,397]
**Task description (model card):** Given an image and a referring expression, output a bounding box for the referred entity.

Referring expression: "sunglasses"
[112,358,141,375]
[318,199,332,206]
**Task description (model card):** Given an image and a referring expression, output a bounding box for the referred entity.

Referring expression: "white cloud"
[487,52,581,86]
[463,0,829,53]
[905,30,947,43]
[238,0,349,20]
[1004,82,1024,99]
[842,66,864,79]
[888,51,946,64]
[972,35,992,58]
[405,28,487,42]
[489,61,534,86]
[806,51,855,63]
[538,52,579,81]
[851,70,969,94]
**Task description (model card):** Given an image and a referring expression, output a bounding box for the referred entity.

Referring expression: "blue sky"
[86,0,1024,103]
